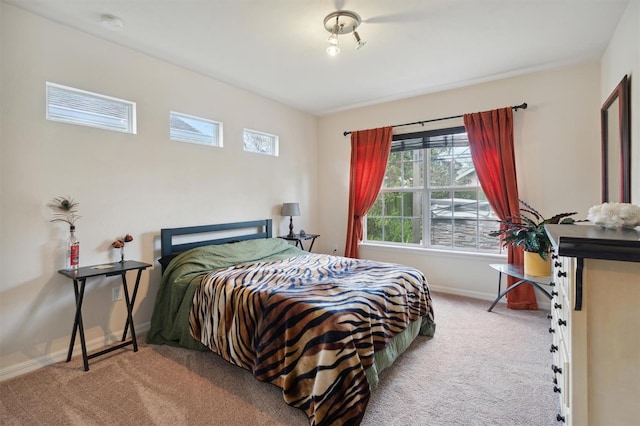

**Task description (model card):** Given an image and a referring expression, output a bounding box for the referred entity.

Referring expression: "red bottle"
[68,225,80,269]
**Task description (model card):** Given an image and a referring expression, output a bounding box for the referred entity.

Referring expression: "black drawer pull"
[549,281,556,287]
[552,365,562,374]
[554,303,562,309]
[553,386,561,393]
[557,271,567,278]
[554,261,562,267]
[552,253,558,259]
[549,327,556,334]
[551,291,558,297]
[557,414,565,423]
[558,319,567,326]
[547,313,553,319]
[550,344,558,353]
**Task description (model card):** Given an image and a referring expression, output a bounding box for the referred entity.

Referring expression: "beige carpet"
[0,292,559,425]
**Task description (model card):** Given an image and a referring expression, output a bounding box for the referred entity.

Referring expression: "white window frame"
[46,82,136,134]
[243,128,279,156]
[169,111,223,148]
[364,127,500,254]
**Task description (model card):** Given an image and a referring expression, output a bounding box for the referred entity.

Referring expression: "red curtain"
[344,127,393,259]
[463,108,537,310]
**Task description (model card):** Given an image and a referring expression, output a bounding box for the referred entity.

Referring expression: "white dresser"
[545,224,640,425]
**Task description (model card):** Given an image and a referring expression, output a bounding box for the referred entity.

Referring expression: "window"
[243,129,279,156]
[365,126,500,252]
[170,112,223,147]
[46,82,136,133]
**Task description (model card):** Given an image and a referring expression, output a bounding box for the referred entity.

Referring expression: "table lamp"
[281,202,300,237]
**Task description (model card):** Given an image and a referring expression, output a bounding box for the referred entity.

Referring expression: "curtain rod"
[342,102,528,136]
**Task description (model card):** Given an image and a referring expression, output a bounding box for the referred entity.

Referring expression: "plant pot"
[524,251,551,276]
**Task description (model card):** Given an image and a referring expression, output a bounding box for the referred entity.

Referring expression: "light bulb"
[326,44,340,56]
[353,31,366,50]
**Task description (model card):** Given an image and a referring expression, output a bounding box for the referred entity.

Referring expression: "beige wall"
[317,62,602,300]
[2,1,636,380]
[0,4,317,378]
[601,0,639,203]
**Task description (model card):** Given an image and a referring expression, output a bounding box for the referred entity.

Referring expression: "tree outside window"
[365,128,500,252]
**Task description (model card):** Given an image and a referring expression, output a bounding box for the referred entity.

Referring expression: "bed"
[147,219,436,425]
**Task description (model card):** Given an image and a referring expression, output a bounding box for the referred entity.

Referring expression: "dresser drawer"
[556,340,571,424]
[553,255,573,303]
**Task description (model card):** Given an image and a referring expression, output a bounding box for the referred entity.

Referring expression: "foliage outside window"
[365,126,500,252]
[243,129,279,156]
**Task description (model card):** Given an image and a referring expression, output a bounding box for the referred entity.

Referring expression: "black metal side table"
[487,263,553,312]
[58,260,152,371]
[278,233,320,252]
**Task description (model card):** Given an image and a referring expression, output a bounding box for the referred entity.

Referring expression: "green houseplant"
[490,200,577,275]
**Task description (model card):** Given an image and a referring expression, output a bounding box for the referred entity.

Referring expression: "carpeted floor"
[0,292,559,425]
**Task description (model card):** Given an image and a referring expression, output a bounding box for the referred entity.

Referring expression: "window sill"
[360,242,508,261]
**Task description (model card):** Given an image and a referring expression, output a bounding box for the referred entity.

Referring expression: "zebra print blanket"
[189,253,435,425]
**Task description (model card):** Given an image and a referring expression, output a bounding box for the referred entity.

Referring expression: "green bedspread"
[146,238,306,350]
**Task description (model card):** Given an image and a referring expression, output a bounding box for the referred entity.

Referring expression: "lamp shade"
[281,202,300,217]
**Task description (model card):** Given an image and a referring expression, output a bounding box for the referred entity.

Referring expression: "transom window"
[243,129,279,156]
[365,126,500,252]
[170,111,222,147]
[46,82,136,134]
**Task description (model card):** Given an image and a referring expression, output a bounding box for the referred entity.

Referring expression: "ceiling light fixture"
[323,10,365,56]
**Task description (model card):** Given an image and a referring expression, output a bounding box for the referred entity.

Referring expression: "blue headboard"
[160,219,273,258]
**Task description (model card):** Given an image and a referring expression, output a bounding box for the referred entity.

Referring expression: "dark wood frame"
[160,219,272,258]
[601,75,631,203]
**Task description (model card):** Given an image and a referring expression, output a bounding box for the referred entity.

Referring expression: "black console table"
[58,260,152,371]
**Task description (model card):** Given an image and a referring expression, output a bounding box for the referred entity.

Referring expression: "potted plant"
[489,200,577,276]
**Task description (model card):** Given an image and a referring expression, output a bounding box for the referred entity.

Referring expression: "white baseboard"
[429,285,551,311]
[0,321,150,382]
[429,284,498,302]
